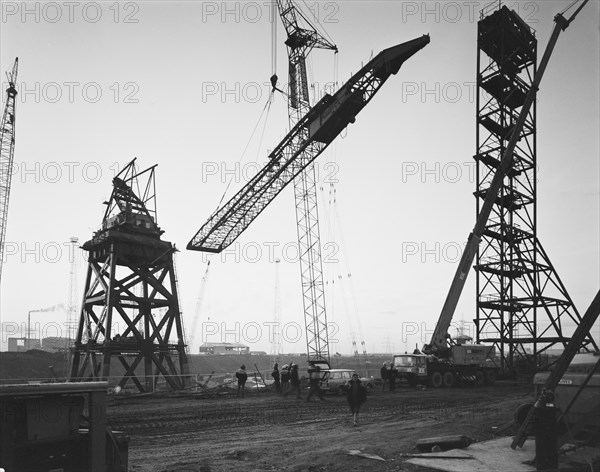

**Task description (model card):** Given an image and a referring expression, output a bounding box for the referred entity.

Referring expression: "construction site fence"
[0,371,537,394]
[0,372,273,393]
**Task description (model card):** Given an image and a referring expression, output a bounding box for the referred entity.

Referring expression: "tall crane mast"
[271,258,282,359]
[423,0,593,356]
[0,58,18,287]
[188,38,431,363]
[274,0,337,368]
[188,260,211,353]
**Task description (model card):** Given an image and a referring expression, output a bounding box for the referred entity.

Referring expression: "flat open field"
[107,381,534,472]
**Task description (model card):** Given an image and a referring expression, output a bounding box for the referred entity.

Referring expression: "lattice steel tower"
[63,236,79,373]
[70,160,189,391]
[474,5,597,372]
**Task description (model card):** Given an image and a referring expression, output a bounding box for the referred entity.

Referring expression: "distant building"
[7,337,41,352]
[41,337,74,353]
[199,342,249,355]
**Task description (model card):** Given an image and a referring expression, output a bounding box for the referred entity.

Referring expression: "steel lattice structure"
[474,6,598,372]
[275,0,337,367]
[63,236,80,374]
[71,160,189,392]
[0,58,18,287]
[188,36,430,363]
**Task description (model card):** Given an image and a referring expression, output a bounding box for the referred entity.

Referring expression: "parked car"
[246,378,268,389]
[320,369,374,395]
[221,375,268,390]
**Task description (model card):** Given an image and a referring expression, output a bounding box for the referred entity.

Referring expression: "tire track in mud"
[108,385,516,438]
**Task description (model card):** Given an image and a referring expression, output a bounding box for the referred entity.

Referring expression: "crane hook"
[270,74,285,95]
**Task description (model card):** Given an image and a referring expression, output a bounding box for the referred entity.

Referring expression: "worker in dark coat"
[284,363,301,399]
[280,364,290,394]
[306,364,324,401]
[272,363,281,394]
[236,365,248,398]
[347,373,367,426]
[380,362,389,391]
[389,363,397,392]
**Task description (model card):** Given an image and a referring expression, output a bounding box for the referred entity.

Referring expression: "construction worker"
[236,365,248,398]
[380,362,389,391]
[272,363,281,394]
[280,364,290,394]
[306,364,324,401]
[389,363,397,392]
[284,363,301,399]
[347,373,367,426]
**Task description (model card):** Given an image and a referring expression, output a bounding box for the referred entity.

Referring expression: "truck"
[393,339,498,388]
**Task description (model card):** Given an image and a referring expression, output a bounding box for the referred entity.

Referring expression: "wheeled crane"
[0,57,18,287]
[188,35,430,365]
[390,1,597,390]
[274,0,337,367]
[423,0,596,358]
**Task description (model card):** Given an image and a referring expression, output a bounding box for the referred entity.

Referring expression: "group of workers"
[235,362,371,426]
[235,362,367,426]
[270,362,302,398]
[271,362,368,426]
[380,361,398,391]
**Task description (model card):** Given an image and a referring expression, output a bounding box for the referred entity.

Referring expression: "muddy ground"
[107,381,535,472]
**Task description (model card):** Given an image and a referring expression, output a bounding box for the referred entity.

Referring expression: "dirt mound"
[188,354,390,377]
[0,349,391,384]
[0,350,66,383]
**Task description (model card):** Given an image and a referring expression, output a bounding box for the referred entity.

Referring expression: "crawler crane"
[188,35,430,367]
[273,0,337,369]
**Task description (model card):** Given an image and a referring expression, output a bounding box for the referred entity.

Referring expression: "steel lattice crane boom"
[274,0,337,367]
[423,0,592,356]
[0,57,18,286]
[189,36,429,365]
[187,36,429,253]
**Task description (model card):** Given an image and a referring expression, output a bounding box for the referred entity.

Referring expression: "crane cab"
[393,354,429,385]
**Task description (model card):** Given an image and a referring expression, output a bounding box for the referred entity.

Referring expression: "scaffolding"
[70,161,189,392]
[474,6,597,373]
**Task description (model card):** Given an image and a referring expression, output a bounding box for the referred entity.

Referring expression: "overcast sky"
[1,0,598,356]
